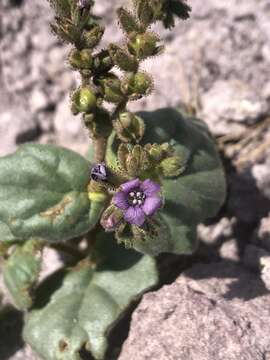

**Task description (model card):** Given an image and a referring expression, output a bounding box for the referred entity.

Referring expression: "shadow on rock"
[0,308,24,360]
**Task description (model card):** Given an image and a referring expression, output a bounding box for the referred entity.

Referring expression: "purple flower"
[91,163,107,182]
[113,178,162,227]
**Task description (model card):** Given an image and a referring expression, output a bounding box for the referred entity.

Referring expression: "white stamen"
[130,192,135,197]
[133,199,137,205]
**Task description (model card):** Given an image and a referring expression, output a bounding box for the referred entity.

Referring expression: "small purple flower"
[91,163,107,182]
[113,178,162,227]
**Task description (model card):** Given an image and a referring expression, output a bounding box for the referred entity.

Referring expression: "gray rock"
[253,162,270,200]
[200,80,268,136]
[197,218,239,262]
[261,257,270,292]
[120,262,270,360]
[0,107,39,156]
[53,94,89,154]
[256,214,270,252]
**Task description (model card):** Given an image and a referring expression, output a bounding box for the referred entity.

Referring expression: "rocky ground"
[1,0,270,359]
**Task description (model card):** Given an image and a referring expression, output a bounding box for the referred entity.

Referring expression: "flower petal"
[142,195,162,216]
[113,191,129,210]
[124,206,145,226]
[141,179,161,196]
[121,178,140,193]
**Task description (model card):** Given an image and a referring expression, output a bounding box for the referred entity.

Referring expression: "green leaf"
[106,107,226,256]
[0,144,105,243]
[23,233,158,360]
[3,240,42,310]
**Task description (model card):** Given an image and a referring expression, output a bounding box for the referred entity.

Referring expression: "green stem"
[93,137,107,163]
[112,99,128,121]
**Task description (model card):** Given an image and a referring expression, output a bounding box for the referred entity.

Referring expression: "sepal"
[69,49,93,70]
[114,111,145,143]
[128,32,163,60]
[121,72,153,100]
[109,44,138,72]
[71,86,97,114]
[117,7,141,35]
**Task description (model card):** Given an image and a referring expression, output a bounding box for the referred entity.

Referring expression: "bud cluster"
[117,142,185,179]
[48,0,191,236]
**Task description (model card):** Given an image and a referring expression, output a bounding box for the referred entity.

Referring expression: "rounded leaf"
[23,234,158,360]
[3,240,42,310]
[0,144,105,243]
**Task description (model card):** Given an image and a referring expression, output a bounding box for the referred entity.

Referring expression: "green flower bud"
[100,205,123,232]
[159,156,185,177]
[49,0,71,18]
[121,72,153,100]
[145,143,174,162]
[128,32,163,60]
[99,74,125,104]
[82,25,105,48]
[117,7,141,35]
[114,112,145,143]
[134,0,191,29]
[69,49,93,70]
[51,20,80,44]
[117,144,151,177]
[72,87,97,113]
[108,44,138,72]
[134,0,158,27]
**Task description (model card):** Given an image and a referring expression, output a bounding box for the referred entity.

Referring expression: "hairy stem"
[93,137,107,163]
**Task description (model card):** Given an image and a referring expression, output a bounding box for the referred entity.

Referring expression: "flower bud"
[114,112,145,143]
[145,143,174,163]
[49,0,71,18]
[51,20,80,44]
[90,163,107,182]
[121,72,153,100]
[117,7,141,35]
[134,0,158,27]
[128,32,163,60]
[72,87,97,113]
[108,44,138,72]
[159,156,184,177]
[82,25,105,49]
[69,49,93,70]
[99,74,125,104]
[101,205,123,232]
[117,144,151,177]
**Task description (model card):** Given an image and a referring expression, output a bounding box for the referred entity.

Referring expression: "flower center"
[128,189,146,206]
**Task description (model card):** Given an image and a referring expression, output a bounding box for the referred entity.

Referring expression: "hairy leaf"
[23,234,158,360]
[0,144,105,243]
[3,240,42,310]
[106,108,226,256]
